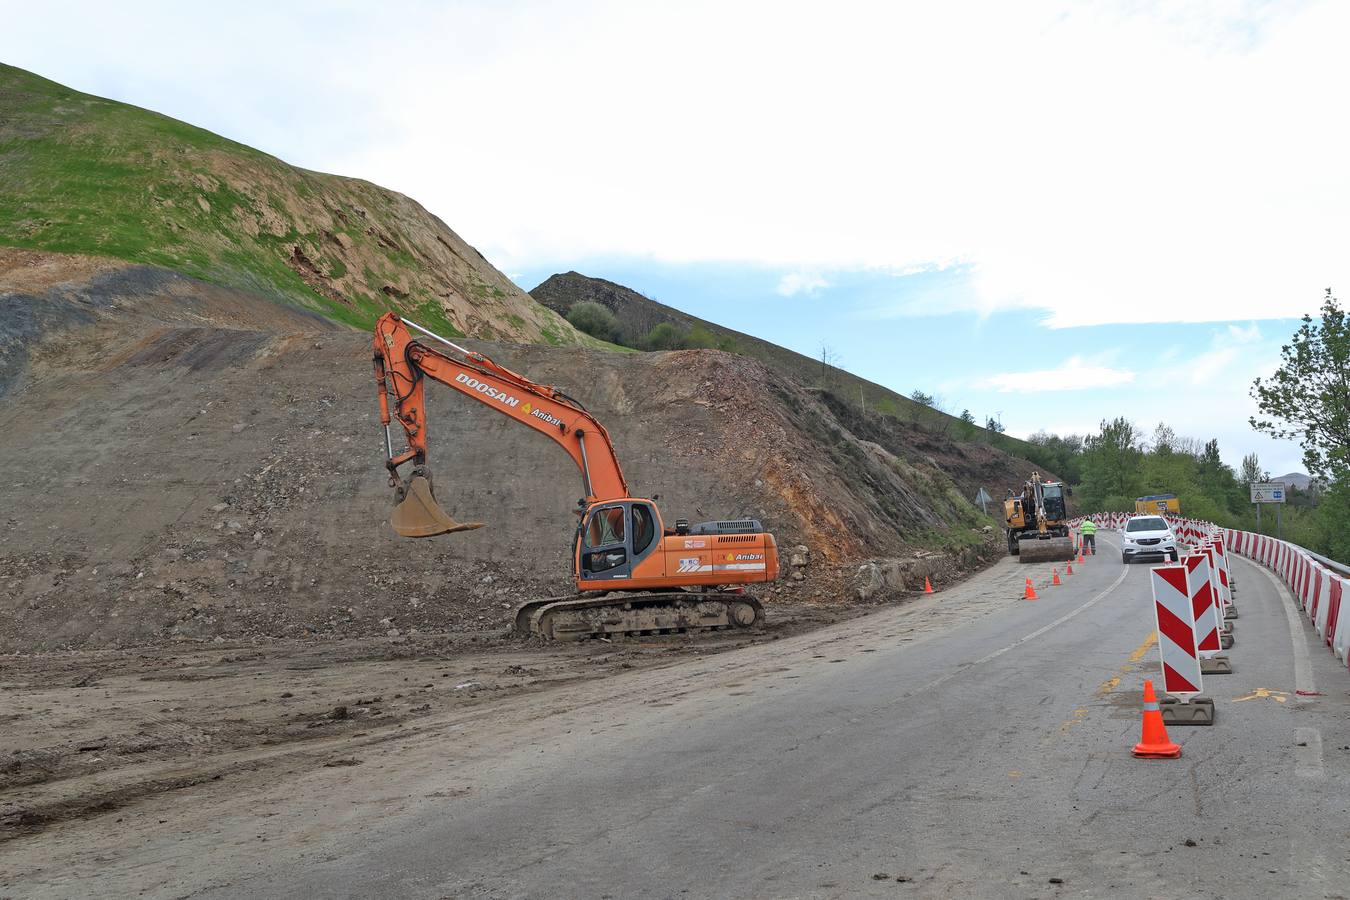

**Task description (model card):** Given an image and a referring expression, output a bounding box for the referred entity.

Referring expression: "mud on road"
[0,250,1043,879]
[0,600,870,844]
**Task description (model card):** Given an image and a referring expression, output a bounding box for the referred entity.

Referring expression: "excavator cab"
[576,500,661,582]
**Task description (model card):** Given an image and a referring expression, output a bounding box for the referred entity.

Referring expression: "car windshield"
[1127,517,1166,533]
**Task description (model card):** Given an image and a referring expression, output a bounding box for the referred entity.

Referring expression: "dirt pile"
[2,252,1008,651]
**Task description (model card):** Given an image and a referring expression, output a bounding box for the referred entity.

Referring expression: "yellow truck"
[1135,493,1180,516]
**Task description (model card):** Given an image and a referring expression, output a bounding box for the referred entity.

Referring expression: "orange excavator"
[372,313,779,640]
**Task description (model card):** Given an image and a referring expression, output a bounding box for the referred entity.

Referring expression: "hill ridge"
[0,63,590,346]
[531,270,1043,460]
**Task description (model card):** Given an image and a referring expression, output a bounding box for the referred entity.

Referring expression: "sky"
[5,0,1344,476]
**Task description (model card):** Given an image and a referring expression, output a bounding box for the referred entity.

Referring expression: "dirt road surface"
[5,536,1348,899]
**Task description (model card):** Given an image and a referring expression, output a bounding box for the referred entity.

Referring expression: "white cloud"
[775,272,829,297]
[976,356,1136,393]
[3,2,1345,327]
[1168,321,1267,386]
[1177,348,1241,386]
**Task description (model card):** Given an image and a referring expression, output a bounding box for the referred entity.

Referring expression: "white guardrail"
[1075,513,1350,675]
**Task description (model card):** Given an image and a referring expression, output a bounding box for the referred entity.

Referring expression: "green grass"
[0,63,584,344]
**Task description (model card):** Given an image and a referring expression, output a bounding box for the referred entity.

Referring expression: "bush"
[644,322,686,350]
[566,301,620,343]
[639,320,738,353]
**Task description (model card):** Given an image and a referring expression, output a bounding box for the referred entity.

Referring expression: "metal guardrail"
[1296,545,1350,579]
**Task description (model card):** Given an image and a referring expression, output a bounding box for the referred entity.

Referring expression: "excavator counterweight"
[371,313,778,639]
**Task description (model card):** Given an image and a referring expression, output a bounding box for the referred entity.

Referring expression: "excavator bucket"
[1018,536,1075,564]
[390,475,484,537]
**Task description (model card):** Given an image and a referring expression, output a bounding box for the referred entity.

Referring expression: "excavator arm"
[373,313,630,536]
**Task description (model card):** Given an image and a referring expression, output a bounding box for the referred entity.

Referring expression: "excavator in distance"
[372,313,778,640]
[1004,472,1075,563]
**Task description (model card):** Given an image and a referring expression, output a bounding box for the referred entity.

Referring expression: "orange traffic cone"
[1023,578,1038,600]
[1066,561,1074,575]
[1086,542,1093,556]
[1077,549,1085,564]
[923,576,934,594]
[1132,680,1181,759]
[1052,568,1061,585]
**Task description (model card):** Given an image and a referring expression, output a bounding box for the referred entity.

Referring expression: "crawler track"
[512,592,764,641]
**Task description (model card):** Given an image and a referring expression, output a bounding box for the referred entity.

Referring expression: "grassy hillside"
[0,64,588,345]
[533,271,1045,460]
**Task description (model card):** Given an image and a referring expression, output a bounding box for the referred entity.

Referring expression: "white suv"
[1121,515,1179,563]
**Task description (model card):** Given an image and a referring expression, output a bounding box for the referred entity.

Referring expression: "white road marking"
[917,560,1132,695]
[1293,726,1324,779]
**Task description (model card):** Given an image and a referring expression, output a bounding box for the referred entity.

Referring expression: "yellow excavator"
[1004,472,1075,563]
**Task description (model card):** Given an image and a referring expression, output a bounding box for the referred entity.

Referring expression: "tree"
[566,301,620,344]
[1151,423,1179,455]
[911,390,937,407]
[985,416,1005,434]
[1081,417,1143,504]
[818,344,840,387]
[1251,289,1350,480]
[1239,452,1264,485]
[954,409,978,440]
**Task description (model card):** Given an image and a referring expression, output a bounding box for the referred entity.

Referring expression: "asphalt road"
[184,533,1350,900]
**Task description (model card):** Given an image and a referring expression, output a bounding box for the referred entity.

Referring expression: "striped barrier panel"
[1186,553,1222,656]
[1200,544,1227,616]
[1150,565,1204,696]
[1211,537,1233,610]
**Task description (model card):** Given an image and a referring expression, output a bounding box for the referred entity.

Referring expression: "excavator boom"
[374,313,628,536]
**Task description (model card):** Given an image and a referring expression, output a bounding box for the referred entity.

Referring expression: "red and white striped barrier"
[1185,553,1222,656]
[1082,512,1350,678]
[1150,565,1203,696]
[1198,544,1226,617]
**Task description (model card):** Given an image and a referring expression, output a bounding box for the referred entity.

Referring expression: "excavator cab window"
[586,506,626,548]
[632,504,656,555]
[583,505,628,575]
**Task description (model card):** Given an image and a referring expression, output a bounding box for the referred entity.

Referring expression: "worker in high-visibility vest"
[1079,518,1097,553]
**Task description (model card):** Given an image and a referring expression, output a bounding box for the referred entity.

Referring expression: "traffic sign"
[1250,482,1286,504]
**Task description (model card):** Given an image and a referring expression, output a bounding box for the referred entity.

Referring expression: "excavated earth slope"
[0,251,1047,652]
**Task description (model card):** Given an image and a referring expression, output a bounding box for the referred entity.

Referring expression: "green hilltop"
[0,63,586,344]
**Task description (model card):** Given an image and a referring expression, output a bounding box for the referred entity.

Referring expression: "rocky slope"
[1,261,1008,651]
[0,64,589,345]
